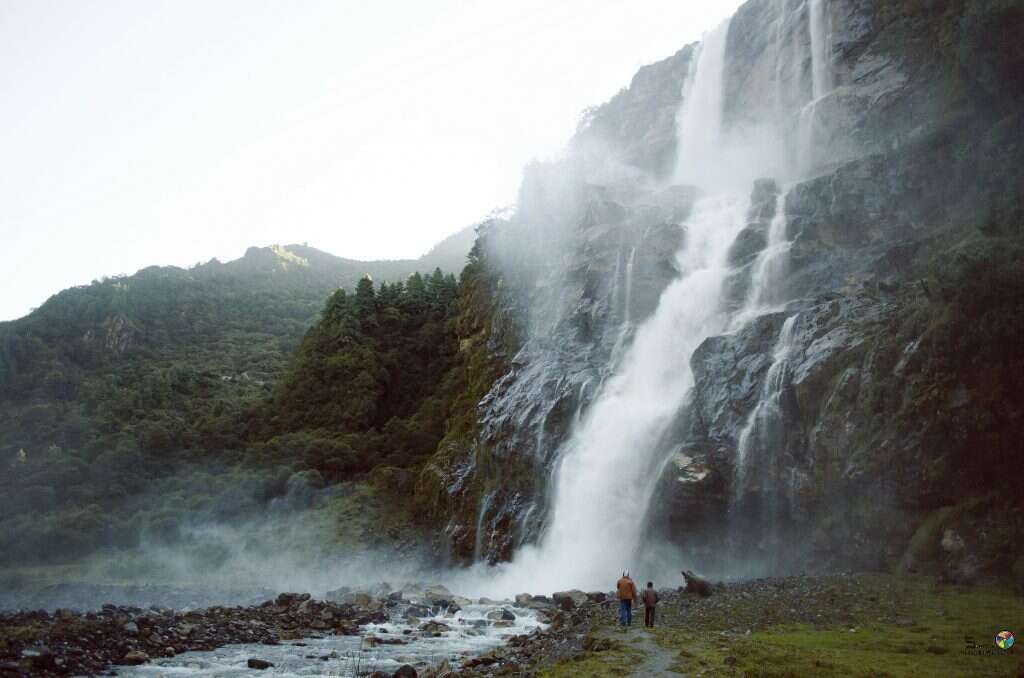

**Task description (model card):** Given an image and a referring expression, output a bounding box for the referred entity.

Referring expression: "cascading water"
[734,314,798,493]
[494,194,748,594]
[731,188,792,329]
[674,20,731,186]
[797,0,834,174]
[479,18,750,595]
[808,0,833,100]
[479,3,835,593]
[730,314,800,571]
[623,246,636,323]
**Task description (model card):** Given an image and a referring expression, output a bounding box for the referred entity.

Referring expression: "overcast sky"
[0,0,742,321]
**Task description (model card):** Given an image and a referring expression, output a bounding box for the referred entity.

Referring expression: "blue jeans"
[618,599,632,626]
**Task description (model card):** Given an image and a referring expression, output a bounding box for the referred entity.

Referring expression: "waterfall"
[798,0,834,174]
[734,314,798,493]
[731,188,792,330]
[730,314,800,571]
[473,491,494,563]
[623,246,636,323]
[674,19,731,186]
[493,193,748,593]
[808,0,833,101]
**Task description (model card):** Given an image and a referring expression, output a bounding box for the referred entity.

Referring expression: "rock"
[20,646,55,670]
[247,658,274,669]
[586,591,607,603]
[367,635,408,646]
[486,608,516,621]
[341,592,374,607]
[515,593,533,606]
[422,584,454,603]
[724,655,737,666]
[392,665,417,678]
[682,570,713,597]
[552,590,588,610]
[941,529,965,553]
[419,620,450,636]
[119,651,149,666]
[324,586,351,602]
[275,592,311,607]
[582,636,613,652]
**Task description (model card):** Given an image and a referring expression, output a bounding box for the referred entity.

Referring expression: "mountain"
[0,236,473,566]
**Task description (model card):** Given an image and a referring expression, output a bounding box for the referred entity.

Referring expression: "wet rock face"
[572,45,696,177]
[721,0,977,173]
[422,182,699,564]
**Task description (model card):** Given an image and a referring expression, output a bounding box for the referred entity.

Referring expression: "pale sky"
[0,0,743,321]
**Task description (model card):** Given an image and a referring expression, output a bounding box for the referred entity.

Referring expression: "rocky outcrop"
[572,46,696,177]
[651,101,1024,575]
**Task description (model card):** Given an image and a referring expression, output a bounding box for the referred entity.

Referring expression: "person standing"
[642,581,659,628]
[616,570,638,629]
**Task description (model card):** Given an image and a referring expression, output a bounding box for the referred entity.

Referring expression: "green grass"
[538,637,641,677]
[654,576,1024,677]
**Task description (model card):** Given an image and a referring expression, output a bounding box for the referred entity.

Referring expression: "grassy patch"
[538,637,641,677]
[656,577,1023,677]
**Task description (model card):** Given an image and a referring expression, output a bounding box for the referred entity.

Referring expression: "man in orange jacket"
[616,570,638,628]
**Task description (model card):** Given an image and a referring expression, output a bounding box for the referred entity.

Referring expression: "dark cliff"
[419,0,1024,585]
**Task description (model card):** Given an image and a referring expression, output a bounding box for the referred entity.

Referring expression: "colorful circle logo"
[995,630,1014,650]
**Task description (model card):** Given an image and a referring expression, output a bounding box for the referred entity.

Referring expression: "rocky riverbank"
[423,573,1023,677]
[0,591,388,676]
[0,583,553,677]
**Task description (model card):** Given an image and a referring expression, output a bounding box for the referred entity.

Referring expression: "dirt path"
[596,625,684,677]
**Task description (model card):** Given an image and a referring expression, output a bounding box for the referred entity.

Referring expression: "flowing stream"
[116,603,544,678]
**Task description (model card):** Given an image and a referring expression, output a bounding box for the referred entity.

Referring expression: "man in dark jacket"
[642,581,659,628]
[616,570,638,628]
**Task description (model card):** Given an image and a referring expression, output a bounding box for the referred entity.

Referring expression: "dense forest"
[0,241,477,565]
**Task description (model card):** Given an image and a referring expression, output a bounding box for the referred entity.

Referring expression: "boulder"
[275,592,311,607]
[119,651,149,666]
[419,620,450,636]
[552,590,588,610]
[20,646,55,671]
[682,570,713,597]
[422,584,454,604]
[486,608,516,621]
[392,665,417,678]
[248,658,274,669]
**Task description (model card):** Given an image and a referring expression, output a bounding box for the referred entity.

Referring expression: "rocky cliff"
[419,0,1024,583]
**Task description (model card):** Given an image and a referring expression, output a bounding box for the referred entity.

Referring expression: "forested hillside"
[0,240,473,565]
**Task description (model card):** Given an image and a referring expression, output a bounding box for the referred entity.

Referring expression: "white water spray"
[488,194,748,594]
[734,314,798,495]
[731,188,792,329]
[674,20,731,186]
[797,0,834,174]
[808,0,833,101]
